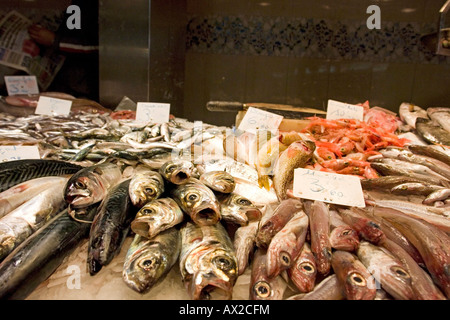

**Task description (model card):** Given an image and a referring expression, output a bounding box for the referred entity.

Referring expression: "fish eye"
[187,193,198,201]
[213,256,235,271]
[144,187,156,195]
[165,165,176,173]
[391,266,411,279]
[237,198,251,206]
[142,208,154,215]
[139,257,158,271]
[254,281,271,298]
[75,181,86,189]
[299,262,315,274]
[349,272,367,287]
[342,229,353,236]
[280,252,291,266]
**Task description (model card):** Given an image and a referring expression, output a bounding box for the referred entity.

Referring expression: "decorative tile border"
[186,15,450,64]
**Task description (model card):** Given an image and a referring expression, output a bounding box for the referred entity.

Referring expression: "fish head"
[330,226,360,251]
[220,193,261,226]
[160,160,194,184]
[129,174,164,207]
[123,241,167,294]
[289,259,317,292]
[187,248,238,300]
[64,172,106,208]
[200,171,236,193]
[344,271,377,300]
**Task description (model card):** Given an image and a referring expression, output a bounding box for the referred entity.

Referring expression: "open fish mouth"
[192,206,221,226]
[189,275,233,300]
[170,169,190,184]
[130,217,158,238]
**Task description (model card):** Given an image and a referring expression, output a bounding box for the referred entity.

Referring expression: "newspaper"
[0,10,65,90]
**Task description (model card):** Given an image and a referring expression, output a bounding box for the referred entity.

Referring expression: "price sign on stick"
[293,168,365,207]
[0,146,40,162]
[136,102,170,124]
[238,107,283,133]
[35,96,72,116]
[5,75,39,96]
[326,99,364,121]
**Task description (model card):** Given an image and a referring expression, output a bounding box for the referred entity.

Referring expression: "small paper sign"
[238,107,283,133]
[35,96,72,116]
[136,102,170,124]
[4,75,39,96]
[293,168,365,207]
[326,99,364,121]
[0,145,40,162]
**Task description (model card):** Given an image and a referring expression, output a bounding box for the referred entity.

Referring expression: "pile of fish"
[0,101,448,300]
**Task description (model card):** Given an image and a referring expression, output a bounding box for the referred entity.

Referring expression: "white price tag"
[0,146,40,162]
[238,107,283,133]
[5,75,39,96]
[326,99,364,121]
[136,102,170,124]
[35,96,72,116]
[293,168,365,207]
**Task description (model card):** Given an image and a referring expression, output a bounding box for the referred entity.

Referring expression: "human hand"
[28,24,56,47]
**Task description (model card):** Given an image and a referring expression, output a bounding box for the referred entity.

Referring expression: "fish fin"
[258,175,271,191]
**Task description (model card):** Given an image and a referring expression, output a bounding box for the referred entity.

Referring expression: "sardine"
[266,210,309,278]
[0,177,68,261]
[233,221,259,275]
[371,207,450,298]
[159,159,196,185]
[356,241,415,300]
[128,165,165,208]
[218,193,261,226]
[256,198,303,248]
[179,221,238,300]
[398,102,428,128]
[199,170,235,194]
[423,188,450,205]
[87,179,135,275]
[0,159,82,193]
[64,162,122,208]
[427,107,450,133]
[123,228,181,294]
[272,139,315,200]
[308,201,332,275]
[287,243,317,293]
[331,250,377,300]
[170,178,221,226]
[408,144,450,166]
[415,117,450,146]
[131,197,184,239]
[250,248,287,300]
[286,274,344,300]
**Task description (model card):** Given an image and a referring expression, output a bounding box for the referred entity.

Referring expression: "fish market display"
[0,100,448,301]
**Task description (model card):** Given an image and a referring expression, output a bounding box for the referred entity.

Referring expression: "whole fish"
[308,201,332,275]
[170,178,221,226]
[0,159,82,193]
[423,188,450,205]
[427,107,450,133]
[0,176,70,219]
[233,176,279,207]
[329,209,359,251]
[0,177,68,261]
[87,179,135,275]
[255,198,303,248]
[130,197,184,239]
[266,210,309,278]
[415,117,450,146]
[199,170,235,194]
[398,102,428,128]
[218,193,261,226]
[338,208,385,245]
[361,175,435,191]
[286,274,344,300]
[0,205,97,300]
[372,207,450,298]
[408,144,450,166]
[179,221,238,300]
[331,250,377,300]
[122,228,181,294]
[380,238,446,300]
[64,162,122,208]
[356,241,415,300]
[390,182,445,197]
[233,221,259,275]
[272,139,315,200]
[250,248,287,300]
[287,243,317,293]
[128,165,165,208]
[159,159,196,185]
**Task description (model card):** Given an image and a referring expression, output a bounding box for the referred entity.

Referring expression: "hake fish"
[87,179,135,275]
[123,228,181,294]
[170,179,221,226]
[0,177,68,261]
[131,197,184,239]
[179,221,238,300]
[128,165,165,208]
[64,162,122,208]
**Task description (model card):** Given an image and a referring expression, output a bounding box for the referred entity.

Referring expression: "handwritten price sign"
[4,75,39,96]
[326,99,364,121]
[35,96,72,116]
[293,168,365,207]
[238,107,283,133]
[136,102,170,124]
[0,146,40,162]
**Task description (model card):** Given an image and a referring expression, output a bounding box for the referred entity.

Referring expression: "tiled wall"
[183,0,450,126]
